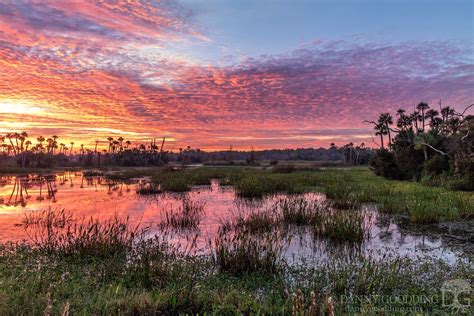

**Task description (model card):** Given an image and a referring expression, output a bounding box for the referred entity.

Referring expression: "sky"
[0,0,473,151]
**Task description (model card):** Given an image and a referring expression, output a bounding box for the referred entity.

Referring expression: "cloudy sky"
[0,0,472,150]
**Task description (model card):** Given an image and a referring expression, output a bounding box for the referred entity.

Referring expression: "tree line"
[367,102,473,190]
[0,133,169,168]
[0,132,373,168]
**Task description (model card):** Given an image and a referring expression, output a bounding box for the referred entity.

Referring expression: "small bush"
[369,149,403,180]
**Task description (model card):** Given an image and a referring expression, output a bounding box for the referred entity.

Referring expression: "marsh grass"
[314,209,371,243]
[212,225,287,276]
[277,196,321,225]
[0,204,472,314]
[136,182,161,195]
[231,196,370,244]
[94,166,472,223]
[22,208,73,229]
[83,170,104,177]
[287,252,472,314]
[324,184,362,209]
[26,215,138,259]
[0,167,472,314]
[159,199,205,231]
[317,169,473,223]
[234,173,306,197]
[233,209,278,234]
[159,176,191,192]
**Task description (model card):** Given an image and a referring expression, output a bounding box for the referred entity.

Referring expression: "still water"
[0,172,464,264]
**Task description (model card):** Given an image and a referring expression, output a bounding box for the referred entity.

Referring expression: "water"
[0,172,464,264]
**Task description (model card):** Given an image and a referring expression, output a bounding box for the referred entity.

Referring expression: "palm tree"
[416,102,430,131]
[378,113,393,147]
[19,131,28,151]
[440,106,455,122]
[410,111,421,131]
[112,140,120,153]
[6,133,17,155]
[52,135,59,154]
[440,106,456,135]
[425,109,439,128]
[375,124,386,149]
[396,109,409,131]
[94,140,99,153]
[37,136,45,153]
[117,137,124,152]
[107,137,113,153]
[70,142,74,155]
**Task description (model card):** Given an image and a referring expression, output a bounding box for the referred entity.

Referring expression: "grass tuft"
[212,225,287,276]
[159,199,205,231]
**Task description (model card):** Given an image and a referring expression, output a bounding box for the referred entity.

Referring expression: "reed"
[27,215,138,259]
[277,196,320,225]
[22,208,73,229]
[315,209,370,243]
[233,209,278,233]
[159,199,205,231]
[136,182,161,195]
[212,225,287,276]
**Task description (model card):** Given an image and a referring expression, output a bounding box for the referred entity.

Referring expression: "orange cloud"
[0,2,472,151]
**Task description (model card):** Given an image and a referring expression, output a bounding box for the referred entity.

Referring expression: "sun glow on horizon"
[0,101,43,115]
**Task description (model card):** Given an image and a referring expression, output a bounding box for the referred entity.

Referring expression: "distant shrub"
[369,149,403,180]
[272,164,296,173]
[424,155,449,175]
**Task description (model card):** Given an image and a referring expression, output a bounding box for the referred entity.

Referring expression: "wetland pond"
[0,171,467,265]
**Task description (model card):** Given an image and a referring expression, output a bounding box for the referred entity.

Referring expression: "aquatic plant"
[27,215,138,259]
[159,199,205,231]
[315,209,370,243]
[136,182,161,195]
[277,196,321,225]
[233,209,278,234]
[22,208,73,229]
[82,170,103,177]
[212,225,287,276]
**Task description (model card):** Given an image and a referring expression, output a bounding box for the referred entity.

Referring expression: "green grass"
[233,209,278,234]
[1,165,473,313]
[314,209,370,243]
[6,164,468,223]
[0,207,472,314]
[0,240,471,314]
[212,224,287,276]
[99,166,473,222]
[313,168,473,223]
[277,196,320,226]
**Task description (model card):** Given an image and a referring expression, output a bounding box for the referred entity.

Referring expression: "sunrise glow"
[0,1,472,151]
[0,101,43,115]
